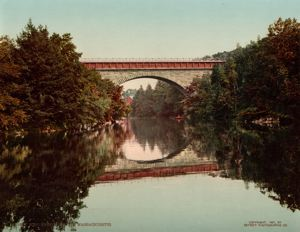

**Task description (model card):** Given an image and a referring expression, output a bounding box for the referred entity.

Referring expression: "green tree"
[131,86,146,117]
[184,18,300,125]
[183,76,215,122]
[131,82,184,117]
[153,81,184,116]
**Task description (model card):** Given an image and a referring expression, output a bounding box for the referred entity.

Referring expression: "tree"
[183,77,215,122]
[184,18,300,125]
[8,20,128,131]
[131,85,154,117]
[153,81,184,117]
[131,82,184,117]
[237,18,300,122]
[13,20,87,129]
[0,36,27,131]
[265,18,300,119]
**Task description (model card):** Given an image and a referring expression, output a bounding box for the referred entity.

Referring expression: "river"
[0,117,299,232]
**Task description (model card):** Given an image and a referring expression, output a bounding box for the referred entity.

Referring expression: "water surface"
[1,118,299,232]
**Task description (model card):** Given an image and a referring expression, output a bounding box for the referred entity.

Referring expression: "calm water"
[0,118,299,232]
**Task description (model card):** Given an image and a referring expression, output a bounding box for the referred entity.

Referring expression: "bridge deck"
[81,59,223,70]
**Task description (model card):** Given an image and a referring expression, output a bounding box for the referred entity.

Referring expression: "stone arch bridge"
[81,58,224,91]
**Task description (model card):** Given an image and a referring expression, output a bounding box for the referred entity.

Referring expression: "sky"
[1,0,299,89]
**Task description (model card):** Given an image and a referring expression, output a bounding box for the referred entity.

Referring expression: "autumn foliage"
[184,18,300,125]
[0,21,128,132]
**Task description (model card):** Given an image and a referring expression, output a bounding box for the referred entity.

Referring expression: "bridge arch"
[119,75,186,94]
[82,59,224,89]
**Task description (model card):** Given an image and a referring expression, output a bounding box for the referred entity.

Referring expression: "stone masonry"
[97,69,212,88]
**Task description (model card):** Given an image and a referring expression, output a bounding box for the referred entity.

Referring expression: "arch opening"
[119,76,186,95]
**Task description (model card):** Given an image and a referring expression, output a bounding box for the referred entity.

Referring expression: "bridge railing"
[80,58,224,63]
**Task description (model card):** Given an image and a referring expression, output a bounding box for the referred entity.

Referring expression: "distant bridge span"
[81,58,224,89]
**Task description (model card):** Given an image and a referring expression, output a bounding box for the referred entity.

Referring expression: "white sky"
[1,0,299,89]
[121,78,157,90]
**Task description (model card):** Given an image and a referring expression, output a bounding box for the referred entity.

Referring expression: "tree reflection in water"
[1,119,299,231]
[241,125,300,212]
[188,121,300,211]
[0,127,125,232]
[129,118,189,156]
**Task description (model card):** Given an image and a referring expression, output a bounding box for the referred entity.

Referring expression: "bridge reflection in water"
[96,117,218,182]
[98,145,219,182]
[98,163,218,182]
